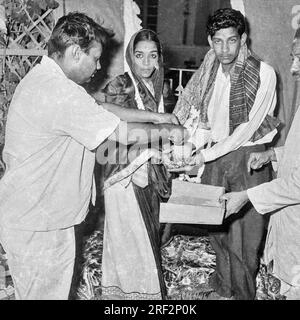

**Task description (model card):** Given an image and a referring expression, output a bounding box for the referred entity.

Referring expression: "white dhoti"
[0,226,75,300]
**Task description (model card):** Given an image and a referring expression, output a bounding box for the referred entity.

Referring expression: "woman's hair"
[133,29,162,57]
[206,8,246,37]
[47,12,114,58]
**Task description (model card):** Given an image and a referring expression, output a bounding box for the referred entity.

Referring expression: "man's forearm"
[102,102,160,123]
[108,121,187,145]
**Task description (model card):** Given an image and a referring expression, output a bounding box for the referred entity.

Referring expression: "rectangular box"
[159,180,225,225]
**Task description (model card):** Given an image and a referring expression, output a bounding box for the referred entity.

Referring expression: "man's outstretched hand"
[247,149,276,173]
[219,190,249,218]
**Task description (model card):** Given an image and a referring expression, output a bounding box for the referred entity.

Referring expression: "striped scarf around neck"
[174,44,280,142]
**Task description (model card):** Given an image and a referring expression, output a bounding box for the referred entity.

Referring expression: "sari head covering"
[125,29,164,112]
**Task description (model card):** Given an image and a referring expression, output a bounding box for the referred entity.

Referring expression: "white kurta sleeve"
[55,81,120,151]
[247,164,300,214]
[271,145,285,172]
[201,62,277,163]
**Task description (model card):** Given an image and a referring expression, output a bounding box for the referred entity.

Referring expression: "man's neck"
[221,63,234,77]
[51,54,76,82]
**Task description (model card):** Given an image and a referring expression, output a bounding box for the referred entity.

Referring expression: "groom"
[173,8,280,300]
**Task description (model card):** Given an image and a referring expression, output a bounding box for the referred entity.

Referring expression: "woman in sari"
[98,29,174,300]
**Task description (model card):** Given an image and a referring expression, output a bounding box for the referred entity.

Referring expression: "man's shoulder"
[248,54,276,77]
[247,54,275,72]
[15,67,86,109]
[19,63,65,90]
[250,52,274,69]
[258,60,276,80]
[260,60,275,72]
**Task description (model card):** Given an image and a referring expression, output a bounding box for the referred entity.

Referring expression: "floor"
[0,210,287,301]
[75,227,286,300]
[0,248,14,300]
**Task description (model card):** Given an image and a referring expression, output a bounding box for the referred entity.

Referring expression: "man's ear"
[208,35,213,48]
[70,44,82,62]
[241,33,247,46]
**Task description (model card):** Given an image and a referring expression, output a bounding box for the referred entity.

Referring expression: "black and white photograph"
[0,0,300,303]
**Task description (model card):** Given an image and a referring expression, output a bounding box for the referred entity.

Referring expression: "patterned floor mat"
[0,249,15,300]
[162,235,216,299]
[0,230,286,300]
[76,230,286,300]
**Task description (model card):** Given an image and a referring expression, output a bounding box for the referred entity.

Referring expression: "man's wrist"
[151,112,161,123]
[198,148,208,163]
[268,147,277,162]
[193,150,205,165]
[242,190,249,201]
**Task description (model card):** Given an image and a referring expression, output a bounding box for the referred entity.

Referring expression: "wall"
[157,0,208,68]
[157,0,230,68]
[162,45,209,69]
[157,0,185,46]
[194,0,231,45]
[243,0,300,145]
[55,0,125,91]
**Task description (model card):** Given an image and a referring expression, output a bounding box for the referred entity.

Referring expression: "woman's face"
[133,40,159,79]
